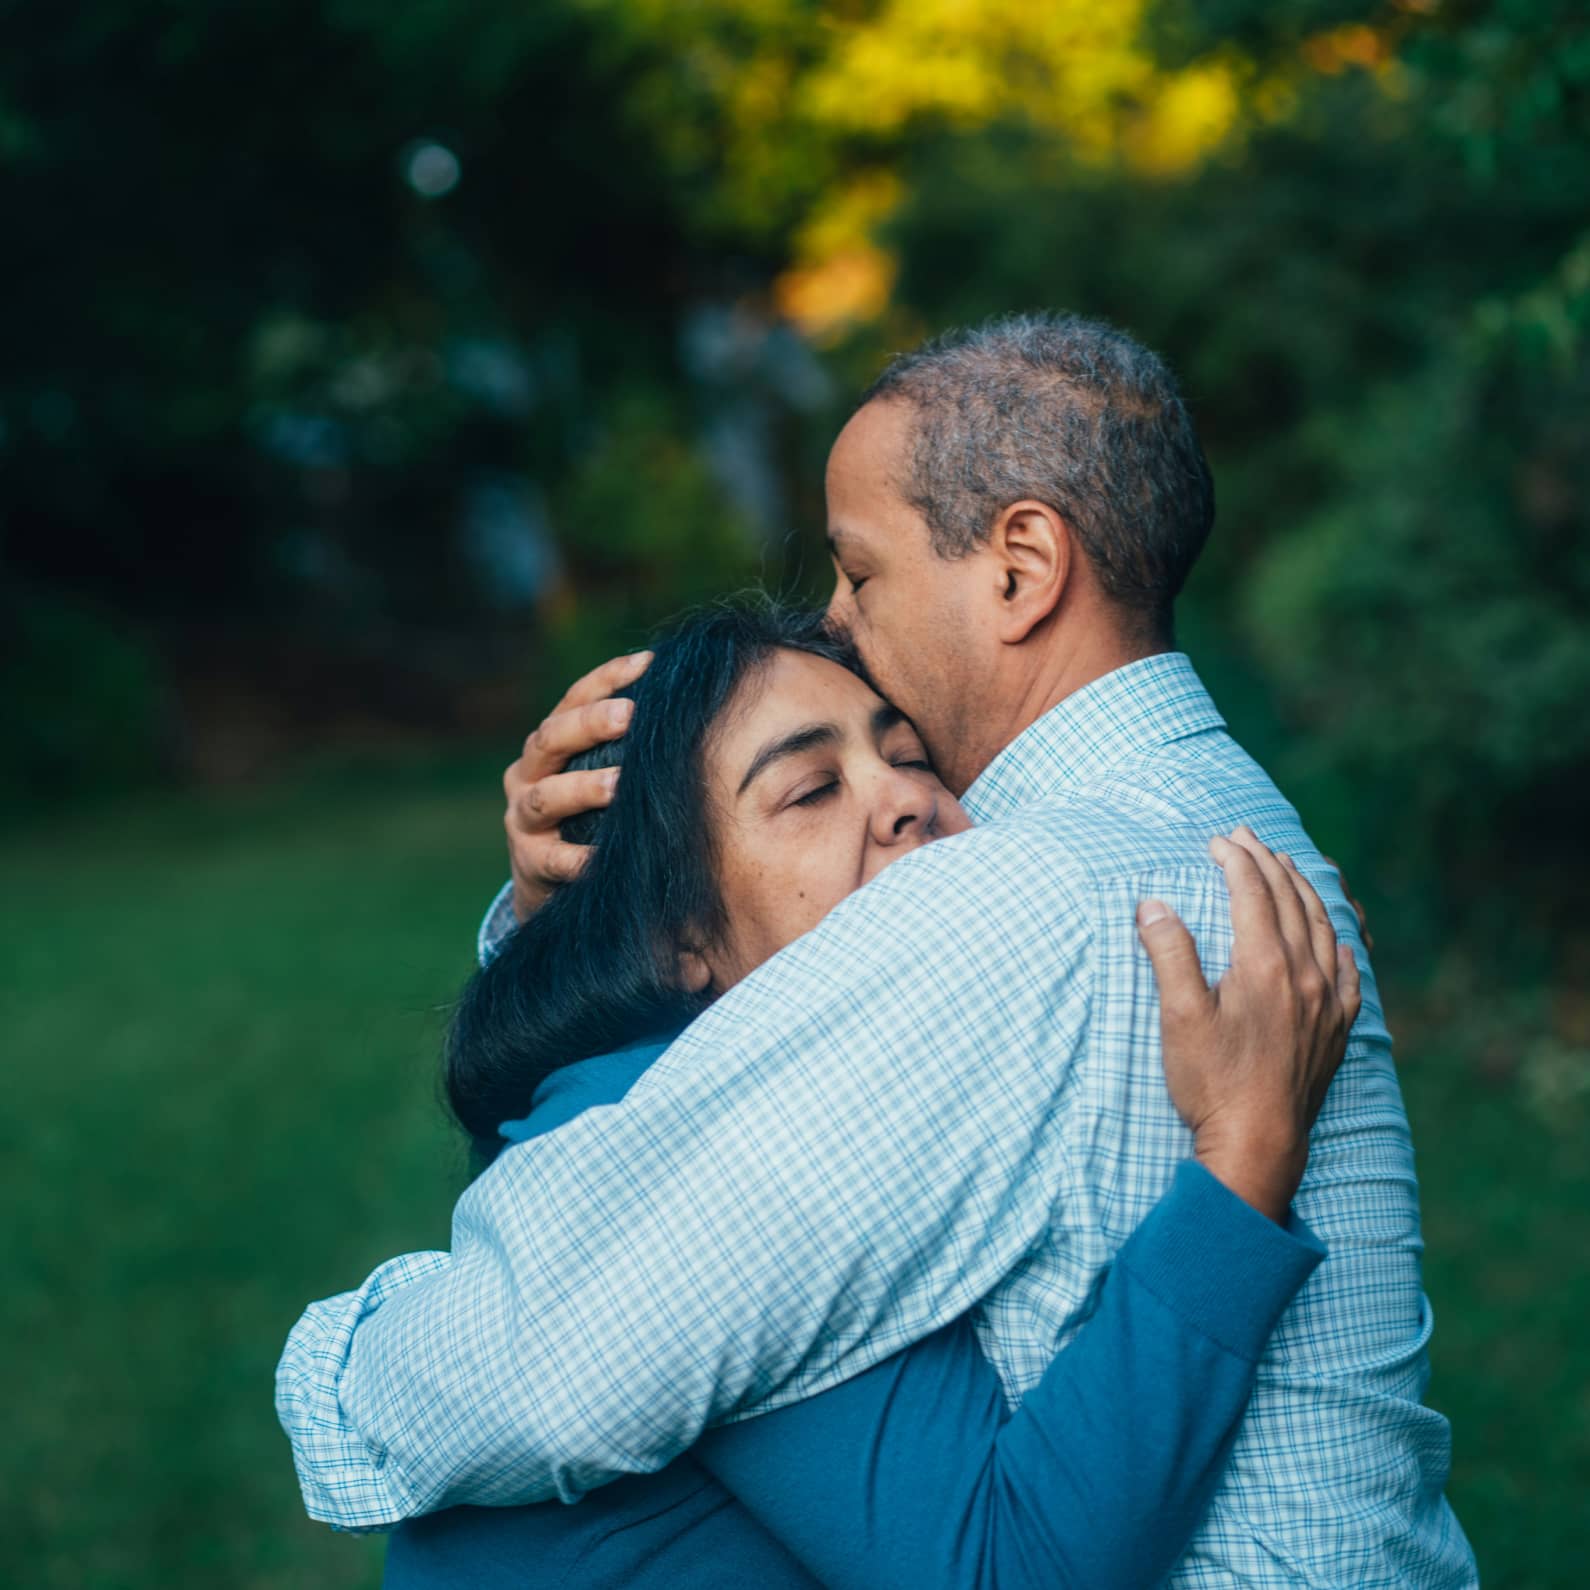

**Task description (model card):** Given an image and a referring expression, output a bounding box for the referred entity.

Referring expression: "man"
[280,314,1476,1584]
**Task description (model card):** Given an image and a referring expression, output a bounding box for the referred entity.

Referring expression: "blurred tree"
[3,0,1587,1002]
[843,1,1590,988]
[0,0,765,794]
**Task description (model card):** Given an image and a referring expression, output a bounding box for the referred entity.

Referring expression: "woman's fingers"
[1278,852,1339,985]
[1209,833,1283,964]
[1228,827,1311,966]
[551,650,653,715]
[1323,853,1374,952]
[1136,899,1210,1027]
[1336,938,1362,1030]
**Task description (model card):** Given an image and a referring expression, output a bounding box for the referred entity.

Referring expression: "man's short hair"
[860,312,1215,639]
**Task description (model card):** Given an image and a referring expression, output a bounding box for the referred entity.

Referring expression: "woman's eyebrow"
[871,703,907,739]
[737,723,840,796]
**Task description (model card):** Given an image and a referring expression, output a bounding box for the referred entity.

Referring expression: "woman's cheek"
[788,850,852,933]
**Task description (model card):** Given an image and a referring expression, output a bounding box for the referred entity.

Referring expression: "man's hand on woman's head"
[1137,827,1363,1224]
[503,650,652,922]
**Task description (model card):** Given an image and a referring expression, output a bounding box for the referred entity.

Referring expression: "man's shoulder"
[773,792,1227,987]
[897,788,1226,900]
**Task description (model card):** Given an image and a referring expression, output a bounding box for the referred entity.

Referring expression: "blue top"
[383,1036,1323,1589]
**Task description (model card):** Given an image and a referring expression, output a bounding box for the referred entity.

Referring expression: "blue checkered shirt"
[277,653,1475,1586]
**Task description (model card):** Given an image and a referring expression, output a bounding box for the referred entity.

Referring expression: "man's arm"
[279,823,1350,1529]
[476,880,517,966]
[275,1249,452,1529]
[282,822,1098,1524]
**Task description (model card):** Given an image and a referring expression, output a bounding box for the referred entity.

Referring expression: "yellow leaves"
[569,1,1412,335]
[800,0,1156,151]
[1121,59,1241,178]
[774,169,903,342]
[789,169,904,264]
[764,0,1258,330]
[1302,24,1392,76]
[775,245,899,343]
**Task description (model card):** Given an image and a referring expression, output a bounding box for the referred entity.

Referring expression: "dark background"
[3,2,1587,1583]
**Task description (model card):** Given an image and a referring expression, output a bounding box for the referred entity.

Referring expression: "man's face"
[824,398,995,795]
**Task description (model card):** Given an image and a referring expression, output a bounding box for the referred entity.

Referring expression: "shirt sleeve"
[694,1162,1325,1590]
[276,1249,453,1530]
[476,881,517,966]
[283,826,1104,1523]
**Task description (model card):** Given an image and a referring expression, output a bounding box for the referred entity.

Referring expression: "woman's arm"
[693,1161,1321,1590]
[690,833,1349,1589]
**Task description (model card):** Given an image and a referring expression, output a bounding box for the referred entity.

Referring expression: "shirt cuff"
[1115,1159,1326,1364]
[275,1250,452,1530]
[477,880,518,967]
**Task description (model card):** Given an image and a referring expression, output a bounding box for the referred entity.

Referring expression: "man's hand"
[1136,827,1363,1222]
[503,650,652,922]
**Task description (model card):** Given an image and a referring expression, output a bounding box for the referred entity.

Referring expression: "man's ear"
[988,500,1072,643]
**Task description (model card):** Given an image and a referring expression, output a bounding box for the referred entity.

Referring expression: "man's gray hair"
[860,312,1215,637]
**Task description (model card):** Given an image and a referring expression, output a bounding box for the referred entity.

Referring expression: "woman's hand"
[1136,827,1363,1223]
[501,650,652,921]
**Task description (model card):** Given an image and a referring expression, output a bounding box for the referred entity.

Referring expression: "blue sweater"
[385,1038,1323,1589]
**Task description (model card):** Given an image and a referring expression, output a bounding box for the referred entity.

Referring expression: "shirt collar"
[962,651,1226,822]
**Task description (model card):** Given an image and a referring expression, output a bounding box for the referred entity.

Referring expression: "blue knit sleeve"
[692,1161,1324,1590]
[497,1053,1323,1590]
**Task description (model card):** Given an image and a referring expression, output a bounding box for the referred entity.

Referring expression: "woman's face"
[692,648,971,993]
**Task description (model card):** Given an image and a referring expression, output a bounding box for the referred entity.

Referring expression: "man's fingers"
[1137,899,1211,1023]
[1279,853,1339,982]
[1229,827,1311,962]
[510,767,620,834]
[518,698,635,778]
[551,651,653,714]
[1335,939,1362,1030]
[536,839,594,886]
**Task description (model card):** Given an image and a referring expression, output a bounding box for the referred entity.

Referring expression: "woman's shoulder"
[499,1032,683,1143]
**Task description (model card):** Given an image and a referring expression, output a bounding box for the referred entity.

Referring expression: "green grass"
[1,763,501,1589]
[2,765,1583,1586]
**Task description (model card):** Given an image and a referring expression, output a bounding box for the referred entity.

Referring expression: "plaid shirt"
[277,653,1475,1586]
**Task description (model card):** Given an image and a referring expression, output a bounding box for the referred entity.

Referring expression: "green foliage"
[4,1,1588,1582]
[542,393,767,685]
[1,588,173,806]
[4,774,1586,1587]
[0,772,504,1587]
[867,4,1590,978]
[1247,244,1590,835]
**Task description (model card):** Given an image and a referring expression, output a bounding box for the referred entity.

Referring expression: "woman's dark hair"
[445,598,862,1164]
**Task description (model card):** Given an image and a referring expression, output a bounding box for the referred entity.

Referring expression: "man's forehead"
[826,519,885,558]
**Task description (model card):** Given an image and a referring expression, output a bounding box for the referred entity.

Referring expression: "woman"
[374,601,1354,1589]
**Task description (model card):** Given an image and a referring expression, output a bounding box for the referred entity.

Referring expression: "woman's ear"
[677,947,713,994]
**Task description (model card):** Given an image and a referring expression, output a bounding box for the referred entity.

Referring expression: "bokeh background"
[4,2,1588,1584]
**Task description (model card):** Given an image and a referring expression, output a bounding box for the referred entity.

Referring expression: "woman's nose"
[870,767,937,848]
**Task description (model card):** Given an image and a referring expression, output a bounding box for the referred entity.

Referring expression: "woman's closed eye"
[790,779,840,809]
